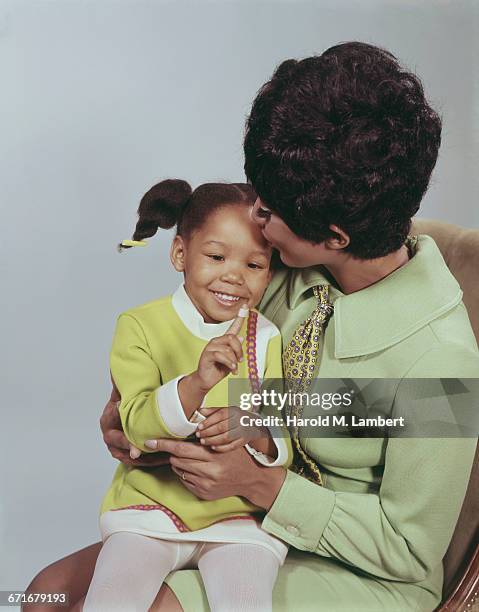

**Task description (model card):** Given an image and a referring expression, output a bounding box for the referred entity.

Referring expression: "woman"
[26,42,479,611]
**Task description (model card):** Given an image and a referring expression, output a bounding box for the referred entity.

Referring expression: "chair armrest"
[436,539,479,611]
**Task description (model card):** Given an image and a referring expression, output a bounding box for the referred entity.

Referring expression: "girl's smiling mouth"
[210,290,244,307]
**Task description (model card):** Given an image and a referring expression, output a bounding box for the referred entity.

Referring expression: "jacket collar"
[287,235,463,359]
[171,284,237,341]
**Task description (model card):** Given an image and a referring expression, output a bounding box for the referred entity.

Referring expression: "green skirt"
[165,548,440,612]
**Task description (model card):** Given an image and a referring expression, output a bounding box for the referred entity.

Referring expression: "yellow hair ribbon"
[117,239,148,253]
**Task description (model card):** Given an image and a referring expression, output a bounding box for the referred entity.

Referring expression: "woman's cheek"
[250,273,271,304]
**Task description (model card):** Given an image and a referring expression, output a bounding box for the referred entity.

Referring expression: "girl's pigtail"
[118,179,192,252]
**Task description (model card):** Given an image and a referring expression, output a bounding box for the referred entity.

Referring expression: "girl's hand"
[193,305,247,393]
[196,406,269,452]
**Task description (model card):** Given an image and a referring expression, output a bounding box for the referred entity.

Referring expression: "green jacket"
[258,235,479,597]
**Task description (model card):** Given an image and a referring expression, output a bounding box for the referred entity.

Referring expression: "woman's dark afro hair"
[244,42,442,259]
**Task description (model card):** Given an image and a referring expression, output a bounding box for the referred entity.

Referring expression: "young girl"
[83,180,292,612]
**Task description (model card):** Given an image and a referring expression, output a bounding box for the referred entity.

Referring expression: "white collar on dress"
[171,284,237,341]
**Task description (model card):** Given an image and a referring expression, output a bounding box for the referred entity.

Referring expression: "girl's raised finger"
[226,303,249,336]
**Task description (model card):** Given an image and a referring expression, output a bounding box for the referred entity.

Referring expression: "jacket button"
[286,525,299,536]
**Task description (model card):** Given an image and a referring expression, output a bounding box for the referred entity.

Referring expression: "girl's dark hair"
[121,180,256,247]
[244,42,442,259]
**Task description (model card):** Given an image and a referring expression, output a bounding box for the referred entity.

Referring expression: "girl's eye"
[208,254,224,261]
[248,263,264,269]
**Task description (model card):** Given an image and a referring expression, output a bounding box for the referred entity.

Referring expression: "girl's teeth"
[214,292,240,302]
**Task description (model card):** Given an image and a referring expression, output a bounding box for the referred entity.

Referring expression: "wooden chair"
[411,219,479,611]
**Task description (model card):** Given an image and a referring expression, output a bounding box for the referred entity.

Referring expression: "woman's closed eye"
[256,206,272,220]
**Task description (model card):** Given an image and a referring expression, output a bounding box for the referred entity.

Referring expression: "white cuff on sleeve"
[245,434,288,467]
[157,376,199,438]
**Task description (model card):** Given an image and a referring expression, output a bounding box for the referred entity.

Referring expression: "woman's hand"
[150,438,287,510]
[100,385,170,468]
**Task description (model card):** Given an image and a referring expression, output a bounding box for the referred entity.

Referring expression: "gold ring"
[181,472,186,481]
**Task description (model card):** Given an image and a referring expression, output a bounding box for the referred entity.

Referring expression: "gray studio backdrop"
[1,0,478,597]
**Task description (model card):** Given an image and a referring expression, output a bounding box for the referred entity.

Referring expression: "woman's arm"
[258,344,479,583]
[156,344,479,583]
[260,437,476,583]
[156,424,475,584]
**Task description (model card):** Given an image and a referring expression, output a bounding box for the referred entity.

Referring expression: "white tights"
[83,532,281,612]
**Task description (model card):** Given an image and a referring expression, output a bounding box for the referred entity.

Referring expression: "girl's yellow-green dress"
[100,284,292,561]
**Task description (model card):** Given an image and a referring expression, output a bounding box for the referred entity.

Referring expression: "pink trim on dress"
[111,503,189,532]
[111,504,257,532]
